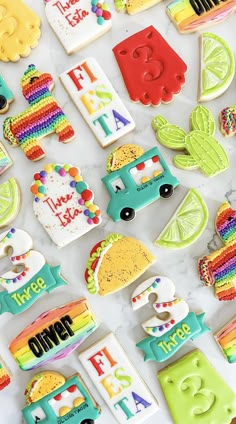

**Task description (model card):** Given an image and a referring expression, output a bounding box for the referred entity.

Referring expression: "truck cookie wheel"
[160,184,173,198]
[120,207,136,221]
[0,95,7,111]
[81,420,94,424]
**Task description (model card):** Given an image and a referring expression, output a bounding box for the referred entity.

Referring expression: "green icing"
[0,76,13,103]
[158,349,236,424]
[190,106,215,135]
[0,179,20,227]
[155,189,208,249]
[86,233,124,294]
[153,106,229,177]
[200,33,235,101]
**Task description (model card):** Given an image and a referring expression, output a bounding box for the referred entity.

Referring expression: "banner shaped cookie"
[9,298,98,370]
[158,350,236,424]
[79,333,159,424]
[113,26,187,106]
[102,144,179,222]
[3,65,75,161]
[60,58,135,148]
[0,75,14,113]
[198,201,236,301]
[45,0,112,54]
[214,317,236,363]
[22,371,101,424]
[85,233,156,295]
[0,228,67,316]
[0,179,21,228]
[0,356,11,390]
[31,163,101,248]
[153,105,229,177]
[132,276,210,362]
[167,0,236,33]
[0,0,41,62]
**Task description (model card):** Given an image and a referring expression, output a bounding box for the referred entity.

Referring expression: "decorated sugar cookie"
[114,0,162,14]
[155,189,208,249]
[132,276,209,362]
[0,0,41,62]
[0,356,11,390]
[22,371,101,424]
[153,105,229,177]
[199,33,235,102]
[0,143,12,176]
[158,350,236,424]
[0,228,66,315]
[113,26,187,106]
[220,102,236,137]
[166,0,236,33]
[199,202,236,301]
[0,179,21,228]
[0,75,14,113]
[102,144,179,222]
[31,164,101,248]
[3,65,75,161]
[45,0,112,54]
[85,233,156,296]
[9,298,98,370]
[214,317,236,363]
[60,58,135,148]
[79,333,159,423]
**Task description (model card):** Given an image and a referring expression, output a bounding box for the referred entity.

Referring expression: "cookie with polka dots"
[30,164,101,248]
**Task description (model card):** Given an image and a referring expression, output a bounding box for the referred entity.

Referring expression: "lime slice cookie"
[155,189,208,248]
[0,178,21,227]
[199,32,235,102]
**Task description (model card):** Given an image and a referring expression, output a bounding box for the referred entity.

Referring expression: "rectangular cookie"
[214,317,236,364]
[60,58,135,148]
[158,349,236,424]
[79,333,159,423]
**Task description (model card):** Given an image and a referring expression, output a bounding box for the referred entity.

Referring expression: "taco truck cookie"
[22,371,101,424]
[102,144,179,222]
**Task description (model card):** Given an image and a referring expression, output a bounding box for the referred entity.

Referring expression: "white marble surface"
[0,0,236,423]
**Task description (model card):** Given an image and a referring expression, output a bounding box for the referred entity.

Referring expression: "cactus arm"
[155,124,187,150]
[191,105,215,136]
[198,255,215,286]
[174,154,199,170]
[186,131,229,177]
[152,115,168,131]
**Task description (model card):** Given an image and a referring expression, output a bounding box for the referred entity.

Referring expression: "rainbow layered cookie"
[215,317,236,363]
[167,0,236,33]
[9,298,98,370]
[0,356,11,390]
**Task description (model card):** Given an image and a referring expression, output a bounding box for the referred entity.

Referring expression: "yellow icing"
[0,0,41,62]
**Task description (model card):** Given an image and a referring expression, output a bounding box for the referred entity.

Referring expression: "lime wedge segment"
[199,33,235,102]
[0,178,21,227]
[155,189,208,249]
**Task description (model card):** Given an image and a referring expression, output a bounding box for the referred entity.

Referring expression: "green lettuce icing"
[86,233,124,294]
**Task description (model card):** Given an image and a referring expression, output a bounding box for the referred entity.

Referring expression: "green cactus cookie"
[152,105,229,177]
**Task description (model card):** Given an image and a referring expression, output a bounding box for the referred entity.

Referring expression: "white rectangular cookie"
[60,58,135,148]
[45,0,112,54]
[79,333,159,423]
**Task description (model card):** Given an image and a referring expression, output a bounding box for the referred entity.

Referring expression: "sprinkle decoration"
[31,164,101,226]
[132,278,161,303]
[91,0,111,24]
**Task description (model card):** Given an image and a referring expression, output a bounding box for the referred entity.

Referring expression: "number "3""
[181,375,215,415]
[131,276,189,337]
[0,228,45,293]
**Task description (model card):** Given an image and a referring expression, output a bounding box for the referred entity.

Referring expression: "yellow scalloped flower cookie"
[0,0,41,62]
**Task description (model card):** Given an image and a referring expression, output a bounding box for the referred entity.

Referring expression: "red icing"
[113,26,187,106]
[55,393,62,401]
[68,384,77,392]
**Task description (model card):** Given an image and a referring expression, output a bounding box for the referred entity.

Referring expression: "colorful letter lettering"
[60,58,135,148]
[79,333,159,423]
